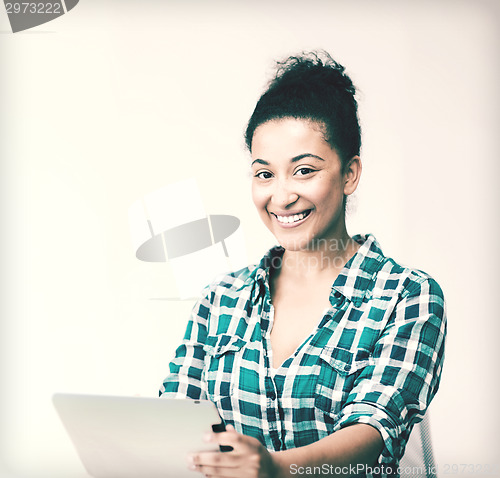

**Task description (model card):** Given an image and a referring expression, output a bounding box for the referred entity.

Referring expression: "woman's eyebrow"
[251,159,269,166]
[291,153,325,162]
[252,154,324,167]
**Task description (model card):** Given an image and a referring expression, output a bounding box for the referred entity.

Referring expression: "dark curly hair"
[245,51,361,171]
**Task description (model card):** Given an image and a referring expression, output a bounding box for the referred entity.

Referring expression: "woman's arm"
[189,423,383,478]
[274,423,383,477]
[159,288,211,399]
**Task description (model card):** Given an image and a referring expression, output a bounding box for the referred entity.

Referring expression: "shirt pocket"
[203,335,246,403]
[314,346,371,419]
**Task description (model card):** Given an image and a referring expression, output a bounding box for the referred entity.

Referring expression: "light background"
[1,0,499,476]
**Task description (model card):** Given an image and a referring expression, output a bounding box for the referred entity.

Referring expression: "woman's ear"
[343,156,362,196]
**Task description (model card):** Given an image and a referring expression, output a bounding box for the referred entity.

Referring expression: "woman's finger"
[209,426,261,453]
[188,451,242,478]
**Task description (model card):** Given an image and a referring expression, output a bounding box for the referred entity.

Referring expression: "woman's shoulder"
[383,257,445,302]
[357,234,445,301]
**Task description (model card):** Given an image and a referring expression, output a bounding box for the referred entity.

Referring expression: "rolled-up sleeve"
[159,287,212,400]
[334,276,447,463]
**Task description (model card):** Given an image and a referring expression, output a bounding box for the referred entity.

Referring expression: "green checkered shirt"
[160,234,446,477]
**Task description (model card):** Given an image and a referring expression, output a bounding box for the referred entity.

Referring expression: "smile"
[272,209,312,225]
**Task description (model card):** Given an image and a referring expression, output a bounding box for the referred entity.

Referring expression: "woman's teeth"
[275,211,309,224]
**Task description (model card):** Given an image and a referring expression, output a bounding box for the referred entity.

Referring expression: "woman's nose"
[272,181,299,207]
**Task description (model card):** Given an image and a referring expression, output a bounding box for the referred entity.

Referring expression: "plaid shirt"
[160,234,446,477]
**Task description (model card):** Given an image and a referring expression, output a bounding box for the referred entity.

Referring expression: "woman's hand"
[187,424,282,478]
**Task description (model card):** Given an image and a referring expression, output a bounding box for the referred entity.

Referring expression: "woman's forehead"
[251,118,335,161]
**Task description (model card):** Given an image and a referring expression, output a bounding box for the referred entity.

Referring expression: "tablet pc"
[53,393,223,478]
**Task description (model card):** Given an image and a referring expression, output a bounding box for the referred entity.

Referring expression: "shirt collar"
[331,234,386,307]
[244,234,386,307]
[246,246,284,304]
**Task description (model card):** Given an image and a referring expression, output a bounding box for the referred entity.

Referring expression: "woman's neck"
[280,232,359,280]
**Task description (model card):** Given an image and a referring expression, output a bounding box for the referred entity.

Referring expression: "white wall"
[1,1,499,476]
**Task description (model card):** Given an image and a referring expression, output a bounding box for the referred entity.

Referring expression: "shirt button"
[268,392,276,400]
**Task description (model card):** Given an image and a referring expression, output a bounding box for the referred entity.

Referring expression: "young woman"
[160,52,446,478]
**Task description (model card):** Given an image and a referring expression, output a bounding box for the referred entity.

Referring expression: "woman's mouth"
[271,209,312,225]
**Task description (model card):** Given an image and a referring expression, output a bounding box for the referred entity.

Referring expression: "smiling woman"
[159,51,447,478]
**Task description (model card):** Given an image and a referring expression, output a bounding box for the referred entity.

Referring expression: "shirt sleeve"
[159,286,212,400]
[334,275,447,464]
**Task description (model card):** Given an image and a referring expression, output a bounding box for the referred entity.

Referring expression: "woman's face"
[251,118,358,252]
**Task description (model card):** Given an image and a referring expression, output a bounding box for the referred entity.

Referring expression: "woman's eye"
[255,171,273,180]
[295,167,314,176]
